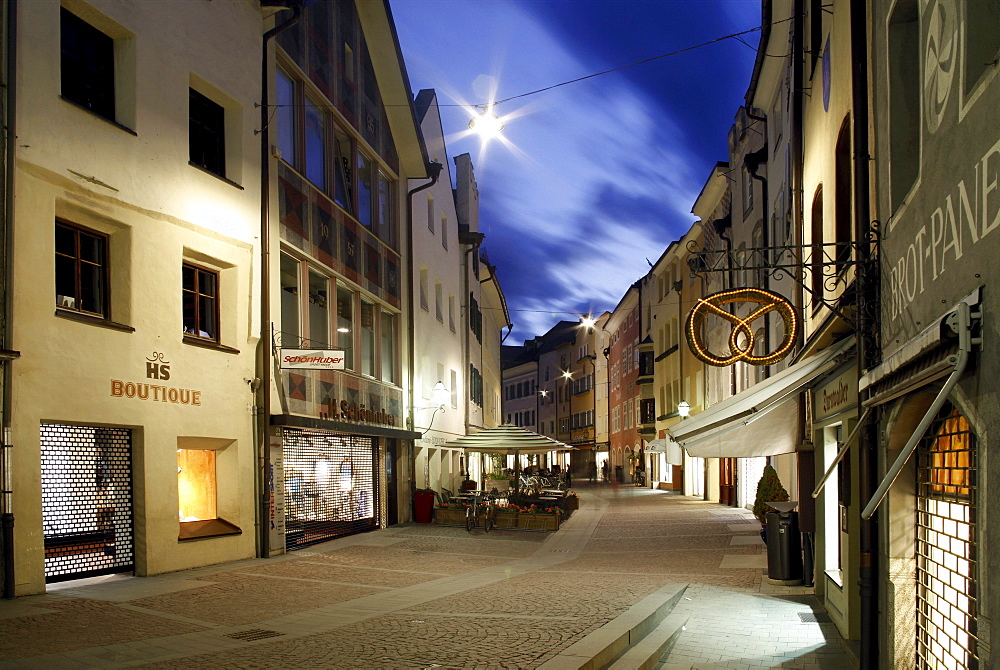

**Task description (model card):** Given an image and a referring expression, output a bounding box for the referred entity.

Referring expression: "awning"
[645,438,684,465]
[440,424,572,455]
[668,337,855,458]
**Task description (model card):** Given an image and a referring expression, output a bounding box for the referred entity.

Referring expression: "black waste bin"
[614,465,624,483]
[765,511,802,581]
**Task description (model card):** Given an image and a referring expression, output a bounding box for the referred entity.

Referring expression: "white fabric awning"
[668,338,855,458]
[440,424,572,455]
[645,438,684,465]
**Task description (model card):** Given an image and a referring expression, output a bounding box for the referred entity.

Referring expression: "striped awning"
[440,424,573,454]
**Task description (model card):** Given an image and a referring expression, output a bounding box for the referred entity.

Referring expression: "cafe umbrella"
[439,424,573,498]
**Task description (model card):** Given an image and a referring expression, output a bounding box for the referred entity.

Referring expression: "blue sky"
[390,0,761,343]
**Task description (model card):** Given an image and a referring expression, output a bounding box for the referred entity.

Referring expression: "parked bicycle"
[465,492,498,533]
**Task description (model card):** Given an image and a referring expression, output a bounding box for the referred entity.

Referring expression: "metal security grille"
[916,405,978,669]
[40,424,134,583]
[283,429,379,550]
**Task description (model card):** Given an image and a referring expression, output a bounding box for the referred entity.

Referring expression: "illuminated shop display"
[685,287,798,367]
[283,430,378,550]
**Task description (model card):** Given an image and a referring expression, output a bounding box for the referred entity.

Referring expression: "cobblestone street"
[0,485,853,669]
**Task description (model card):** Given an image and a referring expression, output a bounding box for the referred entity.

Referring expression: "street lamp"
[677,400,691,418]
[420,381,450,436]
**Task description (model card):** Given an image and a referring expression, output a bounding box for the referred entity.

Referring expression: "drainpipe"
[850,0,877,666]
[1,0,17,599]
[257,0,301,560]
[405,162,443,501]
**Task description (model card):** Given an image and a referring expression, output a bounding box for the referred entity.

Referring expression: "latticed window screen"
[916,405,978,669]
[283,429,379,550]
[40,424,133,582]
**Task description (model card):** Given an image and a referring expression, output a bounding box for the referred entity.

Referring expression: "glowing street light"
[468,106,504,139]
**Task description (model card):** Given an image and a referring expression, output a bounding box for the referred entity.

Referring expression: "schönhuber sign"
[279,349,346,370]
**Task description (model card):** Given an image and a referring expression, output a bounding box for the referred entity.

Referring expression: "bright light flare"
[468,107,505,139]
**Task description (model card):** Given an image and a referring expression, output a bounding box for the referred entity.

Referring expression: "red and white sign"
[279,349,346,370]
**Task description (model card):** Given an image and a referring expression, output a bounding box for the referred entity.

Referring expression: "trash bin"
[765,511,802,581]
[413,490,436,523]
[614,465,624,483]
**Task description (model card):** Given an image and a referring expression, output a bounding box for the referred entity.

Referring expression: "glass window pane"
[79,263,103,314]
[357,153,373,228]
[199,269,216,298]
[55,224,76,256]
[199,295,216,339]
[183,290,196,334]
[55,255,76,305]
[305,100,326,190]
[333,128,352,211]
[182,265,195,292]
[360,299,375,376]
[337,286,354,370]
[380,310,396,384]
[79,232,103,265]
[378,172,393,246]
[276,70,297,168]
[280,253,300,346]
[308,270,329,347]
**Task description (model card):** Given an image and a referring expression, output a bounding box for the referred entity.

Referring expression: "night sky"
[390,0,760,342]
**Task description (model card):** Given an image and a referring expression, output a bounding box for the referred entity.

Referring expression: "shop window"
[177,441,240,540]
[56,220,108,318]
[189,89,226,178]
[182,262,218,342]
[60,8,115,122]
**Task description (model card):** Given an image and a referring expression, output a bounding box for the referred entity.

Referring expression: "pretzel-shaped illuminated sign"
[685,288,798,366]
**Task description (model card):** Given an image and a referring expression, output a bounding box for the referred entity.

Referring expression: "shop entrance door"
[40,424,134,583]
[283,430,379,550]
[720,458,736,506]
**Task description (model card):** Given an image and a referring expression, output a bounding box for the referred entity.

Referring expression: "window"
[177,440,240,540]
[419,267,429,310]
[834,119,853,274]
[332,127,353,210]
[435,281,443,322]
[810,186,824,305]
[449,294,456,331]
[377,172,394,248]
[276,69,297,167]
[56,220,108,317]
[380,310,396,384]
[357,153,374,228]
[337,286,355,370]
[304,96,326,189]
[178,449,216,522]
[360,298,376,376]
[427,196,435,233]
[441,214,448,249]
[965,3,1000,95]
[61,8,115,121]
[307,269,329,347]
[182,263,218,341]
[189,89,226,177]
[280,253,300,346]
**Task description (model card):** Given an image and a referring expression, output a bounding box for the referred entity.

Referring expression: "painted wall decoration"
[685,288,798,367]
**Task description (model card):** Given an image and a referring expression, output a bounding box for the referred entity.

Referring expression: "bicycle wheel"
[484,506,494,533]
[466,507,475,532]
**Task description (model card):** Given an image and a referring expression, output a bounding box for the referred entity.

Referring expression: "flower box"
[433,507,467,526]
[566,496,580,511]
[517,513,560,531]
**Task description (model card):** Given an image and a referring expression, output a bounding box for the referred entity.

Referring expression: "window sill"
[178,518,242,541]
[825,568,844,589]
[60,96,137,135]
[183,336,240,355]
[55,308,135,332]
[188,162,244,190]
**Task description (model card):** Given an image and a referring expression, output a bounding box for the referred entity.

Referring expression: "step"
[537,582,688,670]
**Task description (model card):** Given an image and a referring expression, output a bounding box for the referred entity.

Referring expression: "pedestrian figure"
[601,461,609,482]
[588,461,597,483]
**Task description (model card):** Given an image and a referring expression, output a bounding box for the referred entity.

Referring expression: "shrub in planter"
[752,464,790,525]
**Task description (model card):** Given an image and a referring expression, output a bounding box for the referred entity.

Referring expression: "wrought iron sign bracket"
[685,229,879,335]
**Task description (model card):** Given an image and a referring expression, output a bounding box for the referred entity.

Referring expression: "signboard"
[813,367,858,423]
[279,349,346,370]
[685,288,798,367]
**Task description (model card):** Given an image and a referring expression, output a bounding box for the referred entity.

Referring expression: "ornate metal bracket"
[685,223,880,336]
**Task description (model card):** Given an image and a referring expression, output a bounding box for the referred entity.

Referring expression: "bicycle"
[465,492,498,532]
